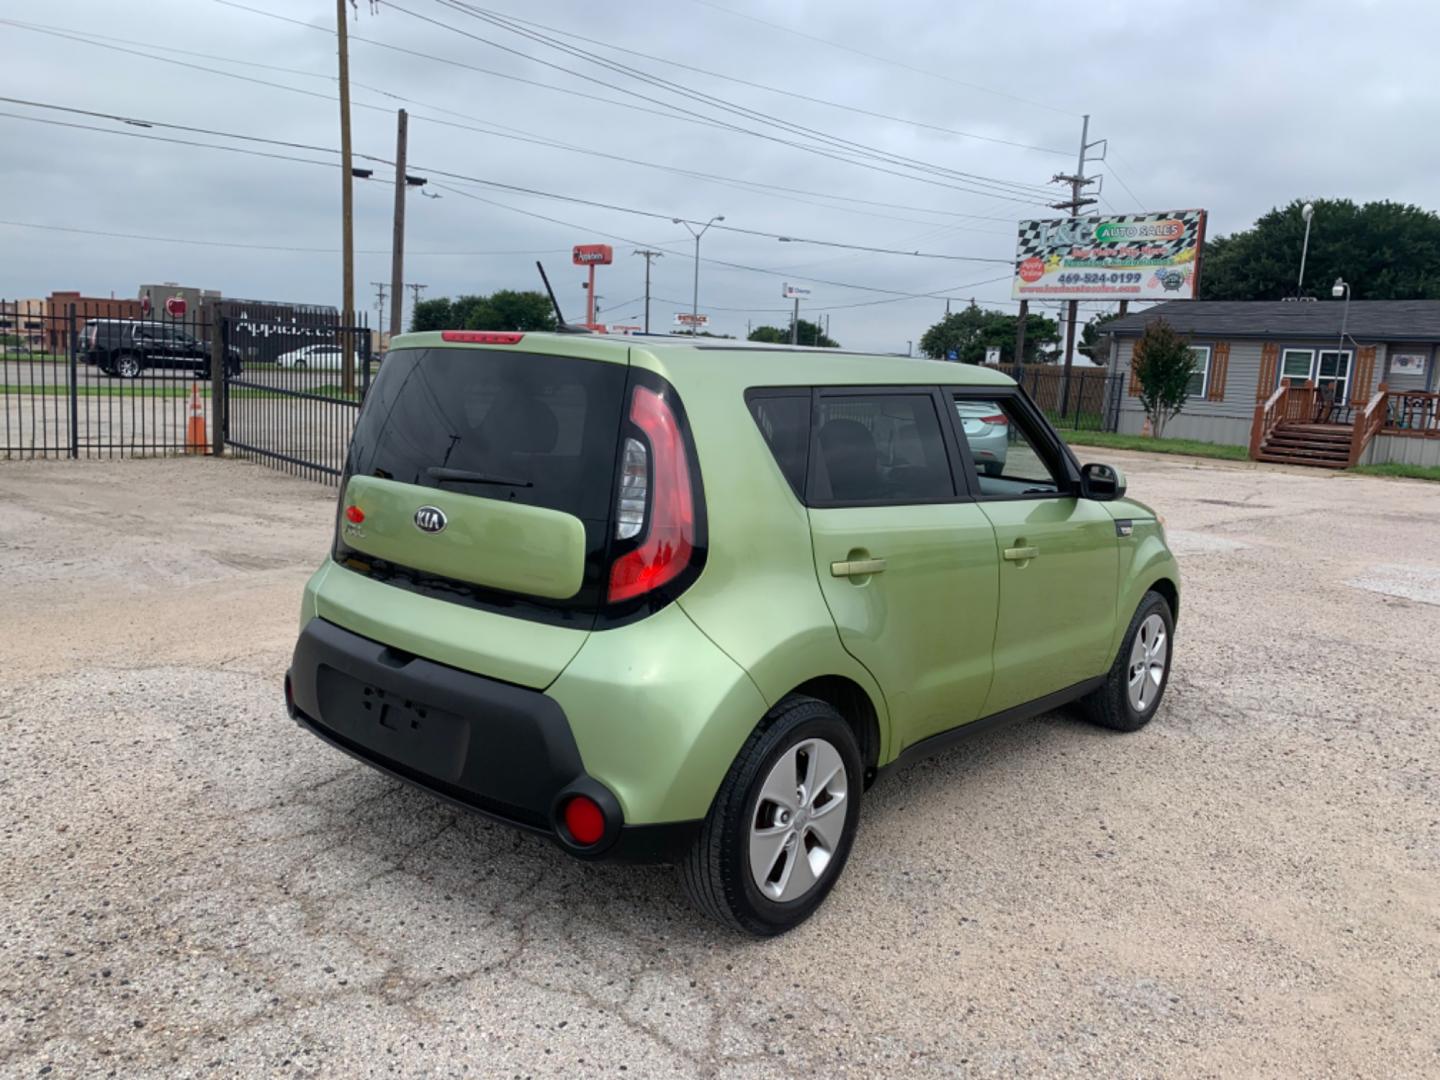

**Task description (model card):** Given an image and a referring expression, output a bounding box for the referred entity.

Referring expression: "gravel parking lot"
[2,453,1437,1078]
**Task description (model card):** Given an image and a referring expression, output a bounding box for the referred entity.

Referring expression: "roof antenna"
[535,261,591,333]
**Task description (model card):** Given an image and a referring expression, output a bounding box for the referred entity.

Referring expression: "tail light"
[440,331,524,344]
[980,414,1008,425]
[608,384,697,603]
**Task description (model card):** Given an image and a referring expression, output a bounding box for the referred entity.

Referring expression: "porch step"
[1270,429,1351,445]
[1267,440,1353,457]
[1259,422,1353,468]
[1256,452,1349,469]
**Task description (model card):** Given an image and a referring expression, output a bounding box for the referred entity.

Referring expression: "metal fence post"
[209,305,226,457]
[360,321,371,399]
[67,303,79,458]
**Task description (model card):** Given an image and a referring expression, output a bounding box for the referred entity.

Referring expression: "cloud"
[2,0,1436,349]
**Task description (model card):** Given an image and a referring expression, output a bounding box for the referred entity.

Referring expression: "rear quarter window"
[746,392,810,498]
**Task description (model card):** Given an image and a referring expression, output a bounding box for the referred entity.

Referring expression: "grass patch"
[1060,430,1251,461]
[1350,462,1440,482]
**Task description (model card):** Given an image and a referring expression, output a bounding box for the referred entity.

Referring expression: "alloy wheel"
[749,737,848,903]
[1127,613,1168,712]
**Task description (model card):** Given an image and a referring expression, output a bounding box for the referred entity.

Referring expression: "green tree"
[919,303,1058,363]
[409,298,453,333]
[1079,311,1121,362]
[408,290,557,333]
[1199,199,1440,300]
[747,319,838,347]
[1130,318,1198,437]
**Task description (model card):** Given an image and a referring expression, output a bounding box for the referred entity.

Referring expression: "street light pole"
[674,215,723,333]
[1297,202,1315,297]
[1332,276,1351,371]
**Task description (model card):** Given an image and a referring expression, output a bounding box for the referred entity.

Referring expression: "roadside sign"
[984,345,1001,365]
[609,324,642,335]
[674,312,709,328]
[782,283,811,299]
[1012,210,1208,301]
[946,349,958,361]
[572,244,614,266]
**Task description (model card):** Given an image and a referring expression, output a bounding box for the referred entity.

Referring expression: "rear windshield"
[345,346,627,521]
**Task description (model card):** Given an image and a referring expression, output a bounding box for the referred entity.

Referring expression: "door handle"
[830,557,887,578]
[1003,545,1039,562]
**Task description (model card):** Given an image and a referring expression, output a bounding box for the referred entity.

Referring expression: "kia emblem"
[413,506,447,534]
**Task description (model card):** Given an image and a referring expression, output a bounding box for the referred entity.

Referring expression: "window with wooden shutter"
[1206,342,1230,401]
[1257,342,1279,401]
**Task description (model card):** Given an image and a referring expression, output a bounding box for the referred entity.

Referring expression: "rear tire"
[1080,590,1174,732]
[680,695,862,936]
[983,461,1004,477]
[114,353,142,379]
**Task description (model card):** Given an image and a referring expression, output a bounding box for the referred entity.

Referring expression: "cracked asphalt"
[2,454,1438,1078]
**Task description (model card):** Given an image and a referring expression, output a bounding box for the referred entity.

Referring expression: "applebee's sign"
[572,244,613,266]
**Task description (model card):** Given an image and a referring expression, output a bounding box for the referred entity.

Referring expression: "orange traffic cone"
[185,382,208,455]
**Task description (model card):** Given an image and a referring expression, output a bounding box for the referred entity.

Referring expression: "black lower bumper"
[287,617,698,863]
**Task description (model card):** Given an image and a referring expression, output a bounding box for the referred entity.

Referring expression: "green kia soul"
[286,331,1179,935]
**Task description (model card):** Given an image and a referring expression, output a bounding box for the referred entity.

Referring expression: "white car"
[275,343,355,370]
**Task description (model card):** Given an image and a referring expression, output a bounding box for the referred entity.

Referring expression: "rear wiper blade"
[426,466,533,487]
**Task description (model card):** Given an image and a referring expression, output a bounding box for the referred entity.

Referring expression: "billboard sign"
[1012,210,1207,301]
[674,312,709,329]
[572,243,614,266]
[782,283,811,299]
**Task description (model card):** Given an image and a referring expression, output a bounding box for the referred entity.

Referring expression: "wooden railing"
[1382,390,1440,438]
[1349,383,1389,465]
[1249,379,1310,459]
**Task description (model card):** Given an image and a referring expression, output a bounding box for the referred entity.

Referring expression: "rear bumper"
[287,617,698,863]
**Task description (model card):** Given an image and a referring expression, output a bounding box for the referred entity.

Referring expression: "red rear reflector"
[344,505,365,524]
[440,330,525,344]
[563,795,606,846]
[608,386,696,603]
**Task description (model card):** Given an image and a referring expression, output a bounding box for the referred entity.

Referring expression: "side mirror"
[1080,462,1126,501]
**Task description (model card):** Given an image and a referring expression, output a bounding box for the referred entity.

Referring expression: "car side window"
[809,392,954,505]
[746,392,810,499]
[953,395,1068,498]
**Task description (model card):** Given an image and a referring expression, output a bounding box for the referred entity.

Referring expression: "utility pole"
[1014,299,1028,373]
[389,108,408,338]
[789,294,800,345]
[632,249,663,333]
[335,0,356,396]
[406,283,427,313]
[1050,113,1101,417]
[370,281,388,328]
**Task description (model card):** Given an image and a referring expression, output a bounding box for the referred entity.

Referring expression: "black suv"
[81,320,242,378]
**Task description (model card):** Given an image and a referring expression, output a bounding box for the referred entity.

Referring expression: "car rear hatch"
[324,337,630,689]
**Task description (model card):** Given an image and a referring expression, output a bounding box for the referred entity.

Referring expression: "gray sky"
[2,0,1436,351]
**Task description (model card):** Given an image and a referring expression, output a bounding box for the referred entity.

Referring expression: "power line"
[5,13,1026,232]
[1,94,1014,266]
[430,180,1007,301]
[0,218,569,256]
[686,0,1078,117]
[0,110,346,170]
[430,0,1057,200]
[1104,153,1150,210]
[380,0,1054,206]
[464,5,1070,155]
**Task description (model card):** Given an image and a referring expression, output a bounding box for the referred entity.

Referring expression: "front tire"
[1080,590,1174,732]
[114,353,142,379]
[681,696,862,936]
